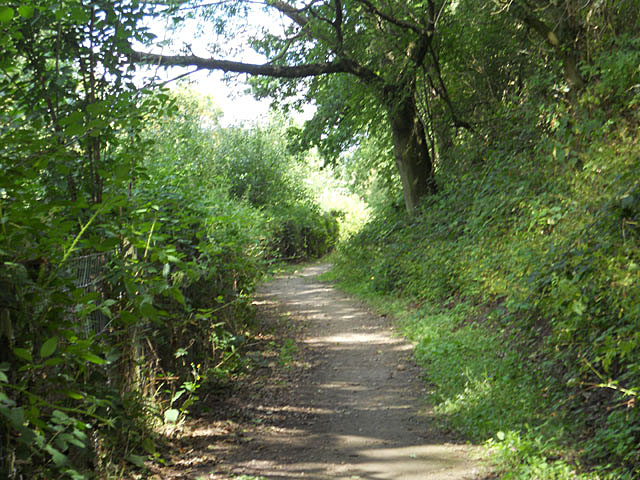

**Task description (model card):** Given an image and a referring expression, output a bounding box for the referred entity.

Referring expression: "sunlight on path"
[223,263,484,479]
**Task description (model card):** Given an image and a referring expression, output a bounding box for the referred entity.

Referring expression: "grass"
[325,113,640,479]
[327,271,637,479]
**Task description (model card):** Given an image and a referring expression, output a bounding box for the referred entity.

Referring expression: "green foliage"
[0,0,166,476]
[331,75,640,478]
[3,1,639,479]
[215,120,308,209]
[266,204,338,261]
[0,5,340,474]
[132,88,340,424]
[204,111,340,261]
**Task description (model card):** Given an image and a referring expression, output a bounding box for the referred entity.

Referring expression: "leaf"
[0,371,7,383]
[86,102,107,115]
[119,310,138,326]
[571,299,586,316]
[99,305,113,319]
[105,350,121,364]
[64,122,84,136]
[165,286,185,305]
[61,432,85,449]
[2,406,25,428]
[64,390,84,400]
[68,6,89,23]
[17,5,34,19]
[13,347,32,363]
[114,164,130,181]
[0,392,16,406]
[44,357,64,367]
[126,454,147,467]
[0,7,14,22]
[171,389,185,404]
[54,434,69,451]
[72,429,88,443]
[81,352,106,365]
[174,347,188,358]
[142,437,156,454]
[40,337,58,358]
[51,410,69,424]
[139,301,162,320]
[45,444,68,466]
[163,408,180,424]
[87,118,108,130]
[497,431,505,441]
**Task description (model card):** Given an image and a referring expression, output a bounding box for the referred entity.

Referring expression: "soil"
[149,263,484,479]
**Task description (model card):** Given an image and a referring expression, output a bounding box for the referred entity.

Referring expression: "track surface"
[152,263,482,479]
[229,264,481,479]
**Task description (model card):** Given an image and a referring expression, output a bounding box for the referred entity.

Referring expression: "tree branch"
[426,46,473,132]
[267,0,339,51]
[266,30,307,65]
[268,0,310,28]
[354,0,426,35]
[508,0,560,48]
[131,50,352,78]
[334,0,344,46]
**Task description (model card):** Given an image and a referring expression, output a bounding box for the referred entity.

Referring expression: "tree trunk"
[562,51,584,91]
[386,94,436,214]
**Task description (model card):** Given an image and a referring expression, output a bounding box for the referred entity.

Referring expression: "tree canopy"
[134,0,446,213]
[133,0,625,213]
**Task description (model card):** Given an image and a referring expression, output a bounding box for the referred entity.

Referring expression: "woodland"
[1,0,639,479]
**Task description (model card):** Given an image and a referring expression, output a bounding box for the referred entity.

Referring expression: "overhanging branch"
[131,50,351,78]
[355,0,426,35]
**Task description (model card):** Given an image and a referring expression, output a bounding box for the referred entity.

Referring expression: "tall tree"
[495,0,639,92]
[133,0,446,214]
[499,0,585,90]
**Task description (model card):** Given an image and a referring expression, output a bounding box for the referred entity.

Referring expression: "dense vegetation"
[327,2,640,479]
[1,0,639,479]
[0,3,338,475]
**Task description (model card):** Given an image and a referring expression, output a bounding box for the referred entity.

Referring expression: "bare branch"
[354,0,426,35]
[147,67,203,88]
[131,50,351,78]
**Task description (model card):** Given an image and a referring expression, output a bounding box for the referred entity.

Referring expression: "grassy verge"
[323,268,632,480]
[324,115,639,479]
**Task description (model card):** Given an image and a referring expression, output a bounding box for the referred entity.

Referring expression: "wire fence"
[67,252,112,337]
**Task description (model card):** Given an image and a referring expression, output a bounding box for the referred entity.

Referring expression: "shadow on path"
[162,263,483,480]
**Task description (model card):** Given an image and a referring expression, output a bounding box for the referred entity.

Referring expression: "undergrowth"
[0,82,343,478]
[329,98,640,478]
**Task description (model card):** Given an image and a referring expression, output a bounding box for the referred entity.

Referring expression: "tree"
[495,1,640,93]
[497,0,585,90]
[132,0,447,214]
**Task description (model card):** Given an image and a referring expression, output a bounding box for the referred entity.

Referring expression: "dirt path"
[153,263,483,479]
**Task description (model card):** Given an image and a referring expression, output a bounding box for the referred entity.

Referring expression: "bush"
[331,101,640,478]
[265,205,339,261]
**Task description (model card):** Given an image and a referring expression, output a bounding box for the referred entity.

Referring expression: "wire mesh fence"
[66,252,112,337]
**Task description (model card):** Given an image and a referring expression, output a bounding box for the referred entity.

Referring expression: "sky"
[141,64,273,125]
[137,4,315,126]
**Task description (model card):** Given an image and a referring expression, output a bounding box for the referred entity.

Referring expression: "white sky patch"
[134,5,316,126]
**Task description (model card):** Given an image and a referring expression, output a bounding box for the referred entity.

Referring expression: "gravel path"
[228,263,482,479]
[151,263,483,479]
